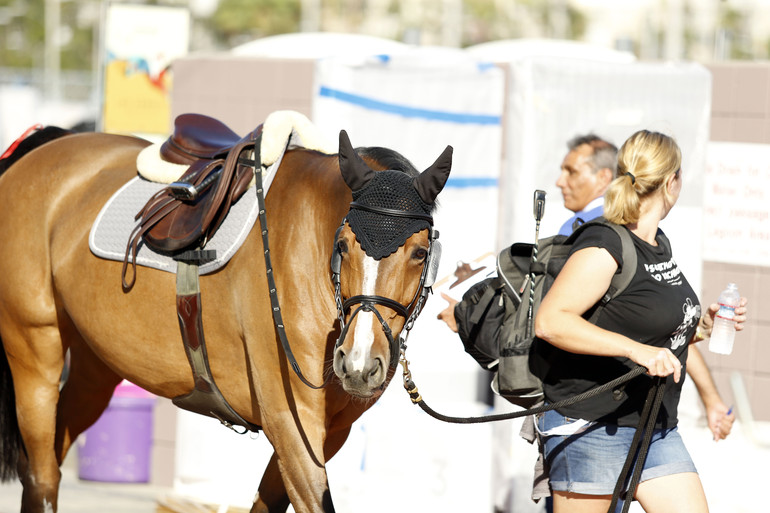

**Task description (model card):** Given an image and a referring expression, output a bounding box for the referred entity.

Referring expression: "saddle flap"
[143,159,253,254]
[124,135,258,273]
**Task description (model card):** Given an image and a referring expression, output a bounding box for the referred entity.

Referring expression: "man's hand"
[436,292,459,333]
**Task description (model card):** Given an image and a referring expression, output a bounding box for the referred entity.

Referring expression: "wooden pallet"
[156,494,250,513]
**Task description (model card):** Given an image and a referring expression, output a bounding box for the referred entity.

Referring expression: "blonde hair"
[603,130,681,225]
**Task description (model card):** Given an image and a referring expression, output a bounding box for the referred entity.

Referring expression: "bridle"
[330,201,441,368]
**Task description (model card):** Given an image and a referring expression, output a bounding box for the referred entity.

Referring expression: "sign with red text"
[703,142,770,266]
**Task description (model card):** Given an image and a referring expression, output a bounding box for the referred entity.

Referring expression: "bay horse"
[0,124,452,513]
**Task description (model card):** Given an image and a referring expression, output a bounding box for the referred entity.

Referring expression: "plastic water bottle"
[709,283,740,355]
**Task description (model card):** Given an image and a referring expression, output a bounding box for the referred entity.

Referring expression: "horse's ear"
[414,145,453,204]
[338,130,375,191]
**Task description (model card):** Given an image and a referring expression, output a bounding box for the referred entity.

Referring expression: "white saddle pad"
[89,171,264,275]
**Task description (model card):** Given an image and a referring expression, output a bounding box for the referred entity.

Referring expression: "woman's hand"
[706,402,735,441]
[732,296,749,331]
[697,296,749,340]
[628,344,682,383]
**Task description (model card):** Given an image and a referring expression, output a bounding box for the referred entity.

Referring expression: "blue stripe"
[318,86,501,125]
[445,177,498,188]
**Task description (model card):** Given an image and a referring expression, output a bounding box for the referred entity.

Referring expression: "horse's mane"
[356,146,418,177]
[355,146,440,212]
[0,126,73,175]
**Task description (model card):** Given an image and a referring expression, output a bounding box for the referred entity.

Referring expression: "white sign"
[704,141,770,266]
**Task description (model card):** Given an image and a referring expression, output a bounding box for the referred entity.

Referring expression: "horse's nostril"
[367,358,383,381]
[337,350,347,375]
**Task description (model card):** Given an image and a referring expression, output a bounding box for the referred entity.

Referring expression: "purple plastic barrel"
[77,380,155,483]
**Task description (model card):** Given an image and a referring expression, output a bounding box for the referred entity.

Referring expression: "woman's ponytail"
[603,130,681,225]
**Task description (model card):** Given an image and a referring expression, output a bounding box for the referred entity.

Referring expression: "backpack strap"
[598,222,636,307]
[467,276,502,325]
[568,217,637,324]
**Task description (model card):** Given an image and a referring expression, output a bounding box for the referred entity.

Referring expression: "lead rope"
[400,354,647,424]
[400,354,665,513]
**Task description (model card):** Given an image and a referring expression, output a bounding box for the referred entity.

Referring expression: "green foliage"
[1,0,763,74]
[718,5,753,59]
[212,0,301,45]
[0,0,93,70]
[0,0,43,68]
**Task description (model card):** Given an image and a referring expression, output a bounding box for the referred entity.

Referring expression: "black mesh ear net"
[346,170,433,260]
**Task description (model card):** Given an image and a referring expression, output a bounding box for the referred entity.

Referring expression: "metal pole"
[664,0,684,60]
[44,0,61,100]
[300,0,321,32]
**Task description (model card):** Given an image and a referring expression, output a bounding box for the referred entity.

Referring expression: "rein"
[255,152,435,387]
[399,353,665,513]
[252,145,331,390]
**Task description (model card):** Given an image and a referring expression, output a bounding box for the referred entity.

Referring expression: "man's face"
[556,144,608,213]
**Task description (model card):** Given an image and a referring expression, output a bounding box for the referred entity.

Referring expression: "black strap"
[349,201,434,224]
[342,294,410,319]
[609,377,666,513]
[336,302,400,368]
[468,280,499,324]
[254,135,330,390]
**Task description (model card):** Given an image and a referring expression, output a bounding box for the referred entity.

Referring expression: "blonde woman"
[534,130,748,513]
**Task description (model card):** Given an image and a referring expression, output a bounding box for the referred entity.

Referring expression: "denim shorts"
[538,408,697,496]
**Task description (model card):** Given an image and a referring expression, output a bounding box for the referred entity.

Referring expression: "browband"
[349,201,434,225]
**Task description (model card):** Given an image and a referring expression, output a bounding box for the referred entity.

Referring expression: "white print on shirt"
[644,258,683,286]
[670,298,701,350]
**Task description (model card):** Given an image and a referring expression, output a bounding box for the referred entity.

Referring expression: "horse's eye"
[413,247,428,262]
[336,239,348,255]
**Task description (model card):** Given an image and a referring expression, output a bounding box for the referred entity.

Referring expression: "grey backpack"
[492,216,638,407]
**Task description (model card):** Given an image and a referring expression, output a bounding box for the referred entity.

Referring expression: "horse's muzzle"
[333,345,387,398]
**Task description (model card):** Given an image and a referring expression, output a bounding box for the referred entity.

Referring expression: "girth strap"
[171,253,261,433]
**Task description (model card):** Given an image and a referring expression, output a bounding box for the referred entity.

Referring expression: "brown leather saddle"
[122,114,261,290]
[123,113,263,433]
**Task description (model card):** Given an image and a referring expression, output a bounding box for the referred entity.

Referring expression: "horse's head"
[331,130,452,398]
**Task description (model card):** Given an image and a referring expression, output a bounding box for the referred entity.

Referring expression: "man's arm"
[687,345,734,441]
[436,292,459,332]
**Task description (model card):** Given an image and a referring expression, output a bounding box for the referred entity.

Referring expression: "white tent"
[466,38,636,63]
[232,31,410,59]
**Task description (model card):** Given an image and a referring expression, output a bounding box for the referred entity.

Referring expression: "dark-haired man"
[556,134,617,235]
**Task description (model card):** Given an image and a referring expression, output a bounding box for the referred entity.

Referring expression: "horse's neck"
[270,150,351,234]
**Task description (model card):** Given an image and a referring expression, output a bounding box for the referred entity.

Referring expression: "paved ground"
[0,453,167,513]
[2,417,768,513]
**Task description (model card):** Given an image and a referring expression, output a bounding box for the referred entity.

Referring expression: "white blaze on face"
[350,255,380,372]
